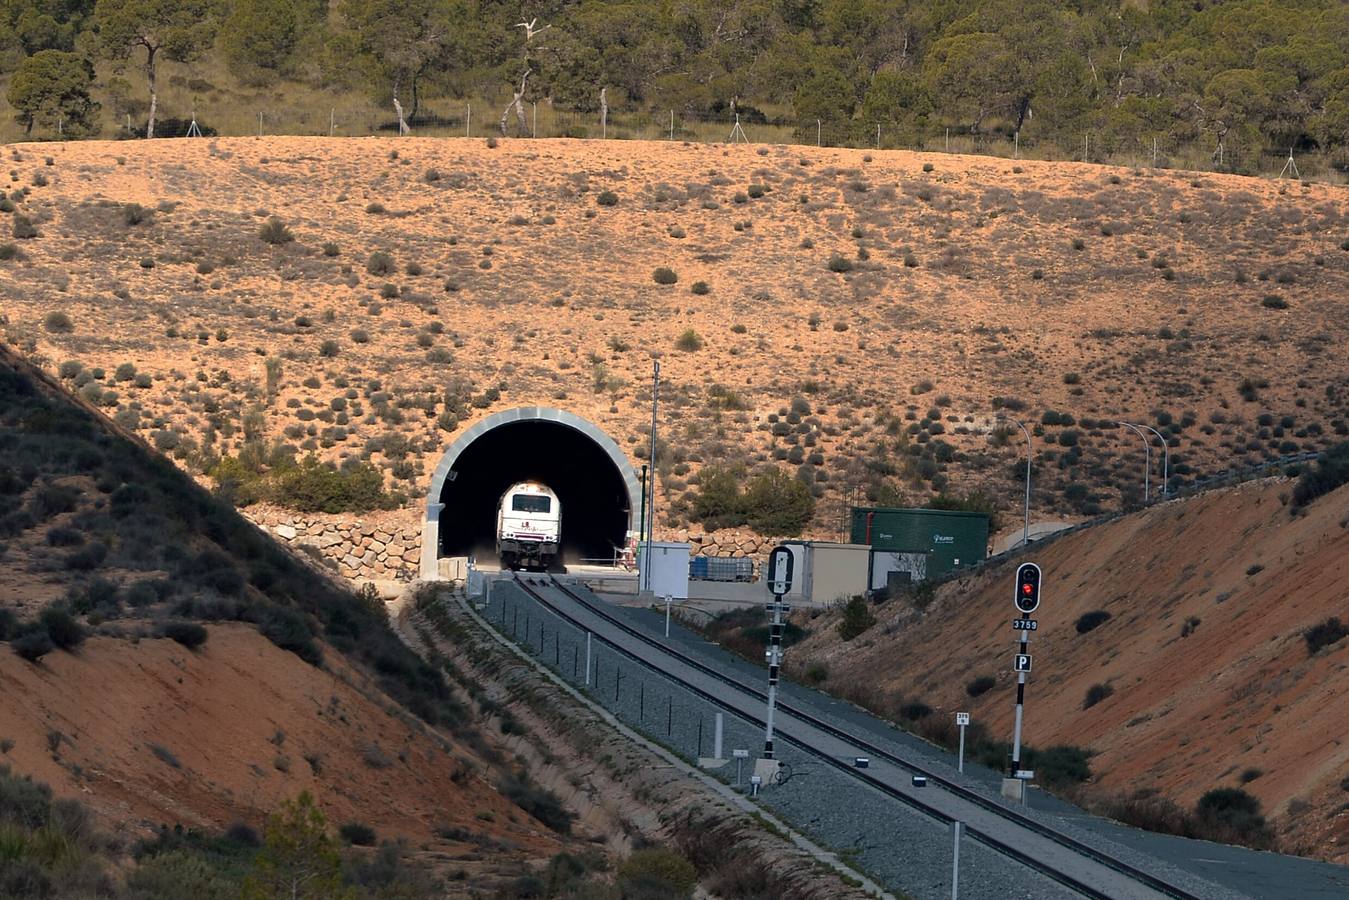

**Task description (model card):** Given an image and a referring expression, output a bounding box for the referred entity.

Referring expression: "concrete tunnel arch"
[420,407,643,578]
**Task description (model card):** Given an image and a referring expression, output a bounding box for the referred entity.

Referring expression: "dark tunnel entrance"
[431,414,638,569]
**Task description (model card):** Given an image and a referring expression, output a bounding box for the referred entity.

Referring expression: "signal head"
[1014,563,1041,613]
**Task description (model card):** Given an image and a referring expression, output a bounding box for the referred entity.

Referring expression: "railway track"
[499,572,1211,900]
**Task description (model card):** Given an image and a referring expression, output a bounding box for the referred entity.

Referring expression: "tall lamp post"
[1126,422,1170,496]
[1118,422,1152,503]
[997,417,1032,550]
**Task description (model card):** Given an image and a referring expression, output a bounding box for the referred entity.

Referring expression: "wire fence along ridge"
[69,97,1348,184]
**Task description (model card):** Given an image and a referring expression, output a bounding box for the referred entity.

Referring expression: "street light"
[1117,422,1151,502]
[996,417,1032,550]
[1130,422,1170,496]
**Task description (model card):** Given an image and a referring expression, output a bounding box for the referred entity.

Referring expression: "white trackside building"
[496,481,561,570]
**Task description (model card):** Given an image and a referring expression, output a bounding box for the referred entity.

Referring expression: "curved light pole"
[997,417,1032,550]
[1118,422,1151,503]
[1137,423,1170,496]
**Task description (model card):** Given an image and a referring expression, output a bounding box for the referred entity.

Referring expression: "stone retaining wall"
[242,505,423,582]
[241,508,796,585]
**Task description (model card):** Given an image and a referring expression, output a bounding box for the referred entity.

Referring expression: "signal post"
[754,545,794,786]
[1002,562,1041,803]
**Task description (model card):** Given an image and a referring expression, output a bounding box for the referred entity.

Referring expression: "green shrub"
[652,267,678,285]
[496,773,573,834]
[803,662,828,684]
[258,217,294,245]
[12,215,37,239]
[966,675,995,697]
[837,596,875,641]
[742,468,814,535]
[1304,617,1347,654]
[1075,610,1112,634]
[596,190,618,206]
[273,457,390,514]
[690,280,710,295]
[1292,443,1349,509]
[39,606,84,650]
[675,329,702,351]
[12,630,54,662]
[259,606,322,666]
[123,203,151,226]
[618,848,697,899]
[366,251,395,275]
[1260,294,1288,310]
[321,242,339,257]
[1023,745,1092,789]
[826,253,853,273]
[338,822,377,846]
[1083,683,1114,709]
[43,311,73,333]
[318,340,340,358]
[898,701,931,720]
[163,621,208,650]
[0,243,21,260]
[1196,788,1271,844]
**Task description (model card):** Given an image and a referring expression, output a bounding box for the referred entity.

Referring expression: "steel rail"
[505,573,1203,900]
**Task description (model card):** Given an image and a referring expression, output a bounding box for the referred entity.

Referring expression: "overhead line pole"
[644,361,660,593]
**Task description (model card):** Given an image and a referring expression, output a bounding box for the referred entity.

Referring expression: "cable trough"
[500,573,1204,900]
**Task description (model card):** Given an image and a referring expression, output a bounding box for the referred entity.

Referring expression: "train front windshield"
[511,495,552,514]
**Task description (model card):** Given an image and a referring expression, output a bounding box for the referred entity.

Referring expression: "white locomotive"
[496,481,561,570]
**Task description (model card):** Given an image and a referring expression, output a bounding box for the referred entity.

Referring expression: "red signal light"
[1022,583,1033,594]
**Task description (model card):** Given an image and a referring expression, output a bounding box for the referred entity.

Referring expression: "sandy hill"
[787,474,1349,861]
[1,136,1346,536]
[0,342,575,890]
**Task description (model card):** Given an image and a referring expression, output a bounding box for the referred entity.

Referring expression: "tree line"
[4,1,1348,170]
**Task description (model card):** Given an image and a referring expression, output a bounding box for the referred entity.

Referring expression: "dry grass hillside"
[787,476,1349,862]
[1,136,1347,535]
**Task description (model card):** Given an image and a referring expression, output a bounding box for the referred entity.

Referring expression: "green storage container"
[850,507,989,579]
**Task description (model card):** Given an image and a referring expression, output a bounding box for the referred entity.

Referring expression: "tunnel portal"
[421,408,642,576]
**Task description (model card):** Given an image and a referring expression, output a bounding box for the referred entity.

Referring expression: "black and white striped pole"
[1005,562,1041,804]
[757,545,794,785]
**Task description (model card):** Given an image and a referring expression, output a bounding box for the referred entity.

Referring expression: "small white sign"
[732,749,750,758]
[1015,770,1035,779]
[854,757,870,768]
[955,712,970,726]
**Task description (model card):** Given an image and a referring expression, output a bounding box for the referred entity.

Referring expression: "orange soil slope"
[0,622,557,854]
[792,478,1349,860]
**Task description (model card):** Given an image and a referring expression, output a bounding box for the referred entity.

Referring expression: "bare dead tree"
[600,87,608,138]
[500,69,531,136]
[394,97,410,135]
